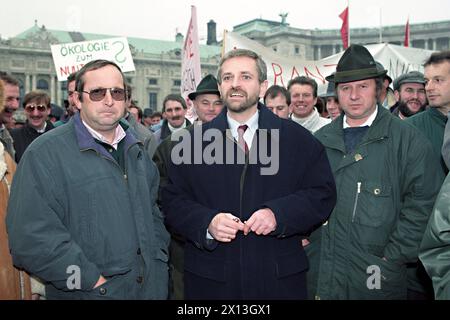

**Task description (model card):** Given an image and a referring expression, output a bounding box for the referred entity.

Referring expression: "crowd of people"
[1,44,450,300]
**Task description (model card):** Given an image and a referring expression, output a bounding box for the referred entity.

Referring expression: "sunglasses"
[25,104,48,113]
[82,88,126,102]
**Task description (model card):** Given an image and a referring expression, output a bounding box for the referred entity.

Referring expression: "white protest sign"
[51,37,135,81]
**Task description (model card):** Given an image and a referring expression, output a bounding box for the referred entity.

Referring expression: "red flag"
[404,18,410,47]
[339,6,349,49]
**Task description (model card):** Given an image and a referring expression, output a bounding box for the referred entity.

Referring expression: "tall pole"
[379,8,383,43]
[348,0,351,47]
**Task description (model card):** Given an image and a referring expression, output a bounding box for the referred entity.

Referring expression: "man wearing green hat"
[306,44,443,300]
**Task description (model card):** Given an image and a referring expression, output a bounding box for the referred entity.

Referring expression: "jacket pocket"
[353,182,392,227]
[184,248,226,282]
[348,249,407,299]
[276,249,309,279]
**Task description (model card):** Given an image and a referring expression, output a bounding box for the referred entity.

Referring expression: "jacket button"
[99,287,107,295]
[136,276,143,284]
[137,248,141,255]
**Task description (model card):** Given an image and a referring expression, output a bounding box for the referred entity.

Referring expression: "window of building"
[412,40,425,49]
[37,79,49,90]
[11,60,25,68]
[295,46,300,54]
[149,78,158,85]
[126,77,133,85]
[173,80,181,87]
[437,37,450,51]
[273,46,277,52]
[149,92,158,110]
[37,61,50,70]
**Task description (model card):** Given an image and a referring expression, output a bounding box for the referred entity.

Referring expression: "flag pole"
[379,7,383,43]
[347,0,351,47]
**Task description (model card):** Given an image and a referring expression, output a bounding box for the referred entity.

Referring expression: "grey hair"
[217,49,267,84]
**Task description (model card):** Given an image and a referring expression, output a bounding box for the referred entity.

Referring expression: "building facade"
[0,22,221,111]
[1,18,449,109]
[233,18,450,60]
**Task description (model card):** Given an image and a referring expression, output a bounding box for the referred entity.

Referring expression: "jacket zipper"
[351,182,361,222]
[239,142,249,297]
[81,144,138,182]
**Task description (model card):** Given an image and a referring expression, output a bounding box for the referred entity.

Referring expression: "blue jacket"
[163,104,336,299]
[6,113,169,299]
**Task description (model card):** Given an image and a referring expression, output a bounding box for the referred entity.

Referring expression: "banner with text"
[181,5,202,121]
[224,31,434,94]
[51,37,135,81]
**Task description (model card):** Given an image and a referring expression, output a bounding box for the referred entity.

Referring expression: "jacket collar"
[320,105,391,153]
[207,102,282,132]
[24,120,54,134]
[73,113,139,159]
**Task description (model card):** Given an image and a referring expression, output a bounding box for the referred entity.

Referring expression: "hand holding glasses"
[82,88,126,102]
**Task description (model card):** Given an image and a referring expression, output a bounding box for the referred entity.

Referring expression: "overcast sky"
[1,0,450,43]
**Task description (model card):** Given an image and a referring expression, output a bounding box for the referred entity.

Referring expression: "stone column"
[317,45,322,60]
[56,78,62,106]
[25,74,31,93]
[31,74,37,91]
[50,76,56,103]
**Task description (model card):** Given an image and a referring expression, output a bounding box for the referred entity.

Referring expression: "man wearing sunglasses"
[0,73,20,159]
[10,90,54,163]
[6,59,169,300]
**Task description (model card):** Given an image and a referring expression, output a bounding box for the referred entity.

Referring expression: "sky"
[1,0,450,43]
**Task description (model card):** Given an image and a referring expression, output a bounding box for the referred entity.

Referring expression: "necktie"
[442,111,450,170]
[237,124,249,154]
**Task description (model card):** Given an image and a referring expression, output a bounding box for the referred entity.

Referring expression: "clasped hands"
[208,209,277,243]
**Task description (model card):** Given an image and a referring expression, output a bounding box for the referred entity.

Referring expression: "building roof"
[233,18,290,34]
[12,24,221,59]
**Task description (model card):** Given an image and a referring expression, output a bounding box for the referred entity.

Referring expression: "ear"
[73,92,83,111]
[394,90,400,102]
[259,80,269,98]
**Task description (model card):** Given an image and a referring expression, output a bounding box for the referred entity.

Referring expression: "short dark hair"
[0,73,20,87]
[162,94,187,112]
[75,60,125,102]
[217,49,267,84]
[150,111,162,119]
[424,50,450,67]
[22,90,51,109]
[287,76,318,98]
[263,85,291,106]
[67,72,77,84]
[129,104,142,119]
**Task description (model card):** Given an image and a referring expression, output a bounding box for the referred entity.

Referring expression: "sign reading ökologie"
[51,37,135,81]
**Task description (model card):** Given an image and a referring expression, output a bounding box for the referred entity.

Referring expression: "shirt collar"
[82,120,126,150]
[168,119,188,133]
[343,106,378,129]
[226,109,259,140]
[35,122,47,134]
